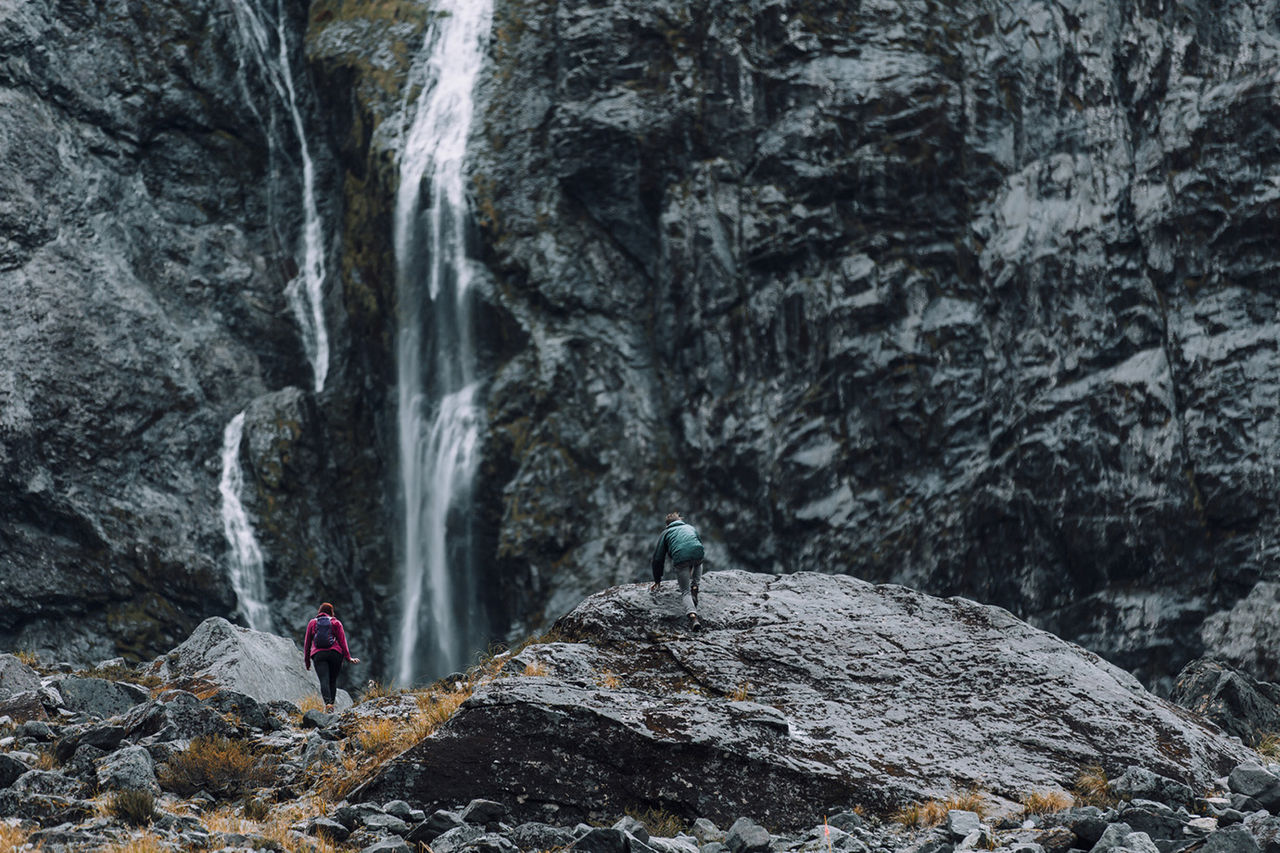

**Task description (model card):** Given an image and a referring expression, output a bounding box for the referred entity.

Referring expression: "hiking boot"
[688,613,702,632]
[691,584,699,607]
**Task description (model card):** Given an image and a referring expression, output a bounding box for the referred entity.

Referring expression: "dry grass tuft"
[296,694,326,715]
[359,681,397,703]
[355,718,399,758]
[596,671,622,689]
[626,805,684,837]
[1022,790,1073,815]
[13,650,40,669]
[1073,764,1116,808]
[892,789,988,828]
[0,822,31,850]
[109,788,157,826]
[1258,732,1280,761]
[158,735,272,798]
[33,748,58,770]
[729,682,752,702]
[522,660,549,677]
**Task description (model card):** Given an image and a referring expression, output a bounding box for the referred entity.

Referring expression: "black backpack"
[314,614,336,648]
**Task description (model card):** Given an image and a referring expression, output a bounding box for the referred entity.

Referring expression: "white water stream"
[227,0,330,393]
[393,0,494,685]
[219,412,273,632]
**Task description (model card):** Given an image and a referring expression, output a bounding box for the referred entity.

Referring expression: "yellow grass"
[1022,790,1073,815]
[0,823,31,850]
[1073,765,1115,808]
[729,682,752,702]
[522,660,549,677]
[355,718,399,757]
[157,735,271,797]
[893,790,988,828]
[1258,732,1280,761]
[296,694,326,714]
[596,671,622,689]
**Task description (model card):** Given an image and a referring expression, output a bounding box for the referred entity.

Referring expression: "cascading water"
[226,0,330,393]
[219,412,273,632]
[393,0,494,686]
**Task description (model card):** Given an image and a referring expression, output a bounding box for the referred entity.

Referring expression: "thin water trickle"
[227,0,330,393]
[393,0,494,686]
[219,412,273,632]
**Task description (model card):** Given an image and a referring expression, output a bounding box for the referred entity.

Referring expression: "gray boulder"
[725,818,771,853]
[10,769,89,799]
[49,676,149,719]
[1109,767,1195,805]
[0,655,41,700]
[96,745,158,794]
[352,574,1253,829]
[146,617,352,707]
[119,690,234,742]
[1229,764,1280,811]
[1171,659,1280,748]
[0,753,30,788]
[1202,825,1263,853]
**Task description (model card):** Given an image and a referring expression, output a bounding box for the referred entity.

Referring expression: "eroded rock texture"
[354,572,1252,828]
[0,0,395,664]
[469,0,1280,687]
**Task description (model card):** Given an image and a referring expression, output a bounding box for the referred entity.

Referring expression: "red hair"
[318,602,334,616]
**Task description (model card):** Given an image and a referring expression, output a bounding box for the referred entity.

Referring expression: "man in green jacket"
[650,511,706,631]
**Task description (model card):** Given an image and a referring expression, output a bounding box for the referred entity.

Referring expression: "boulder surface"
[354,572,1252,828]
[146,617,352,707]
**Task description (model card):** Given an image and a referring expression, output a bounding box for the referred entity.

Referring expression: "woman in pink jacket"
[303,602,360,711]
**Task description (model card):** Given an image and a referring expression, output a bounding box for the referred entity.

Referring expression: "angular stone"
[359,838,411,853]
[432,825,486,853]
[1109,767,1195,806]
[948,810,982,840]
[726,818,771,853]
[308,817,351,842]
[1201,825,1263,853]
[691,819,726,844]
[11,769,89,799]
[96,745,158,794]
[49,677,148,719]
[509,822,578,851]
[462,797,510,827]
[614,815,650,843]
[572,828,629,853]
[0,753,31,788]
[0,656,41,700]
[362,812,410,835]
[145,618,351,707]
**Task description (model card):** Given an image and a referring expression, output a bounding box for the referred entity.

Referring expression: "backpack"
[314,614,336,648]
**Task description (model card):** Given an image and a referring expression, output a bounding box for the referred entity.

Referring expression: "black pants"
[312,649,343,705]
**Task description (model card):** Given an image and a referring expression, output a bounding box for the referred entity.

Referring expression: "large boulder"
[0,655,41,699]
[353,572,1252,829]
[145,618,351,707]
[49,676,150,720]
[1171,658,1280,747]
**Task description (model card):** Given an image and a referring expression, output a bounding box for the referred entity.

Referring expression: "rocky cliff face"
[466,0,1280,688]
[0,0,397,666]
[5,0,1280,688]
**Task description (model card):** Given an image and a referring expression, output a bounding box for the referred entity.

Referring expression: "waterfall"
[393,0,494,685]
[219,412,273,632]
[226,0,330,393]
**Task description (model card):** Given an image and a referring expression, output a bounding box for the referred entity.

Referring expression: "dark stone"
[0,753,31,789]
[302,709,340,729]
[1202,826,1262,853]
[461,797,510,827]
[308,817,351,842]
[406,809,465,844]
[571,828,628,853]
[204,690,276,732]
[1229,765,1280,811]
[55,723,126,762]
[1171,660,1280,748]
[510,823,578,851]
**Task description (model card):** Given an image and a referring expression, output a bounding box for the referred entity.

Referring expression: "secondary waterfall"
[219,412,273,632]
[392,0,494,685]
[227,0,330,393]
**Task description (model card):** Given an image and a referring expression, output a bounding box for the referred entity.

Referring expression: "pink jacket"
[303,615,354,662]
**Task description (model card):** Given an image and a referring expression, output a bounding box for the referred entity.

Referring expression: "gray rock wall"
[0,0,396,666]
[468,0,1280,687]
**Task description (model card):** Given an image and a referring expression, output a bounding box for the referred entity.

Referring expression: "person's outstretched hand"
[349,657,361,665]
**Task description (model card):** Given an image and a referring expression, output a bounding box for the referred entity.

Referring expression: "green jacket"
[651,520,705,582]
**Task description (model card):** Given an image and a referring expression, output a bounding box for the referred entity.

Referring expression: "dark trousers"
[312,649,343,705]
